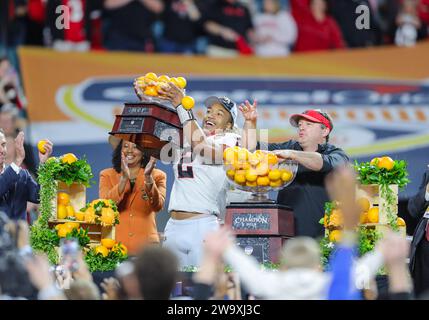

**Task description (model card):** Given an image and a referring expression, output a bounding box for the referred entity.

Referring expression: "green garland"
[30,156,94,265]
[319,226,382,268]
[354,158,409,230]
[84,249,128,272]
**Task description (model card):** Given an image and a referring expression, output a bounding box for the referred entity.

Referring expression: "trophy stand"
[109,97,183,159]
[225,200,295,264]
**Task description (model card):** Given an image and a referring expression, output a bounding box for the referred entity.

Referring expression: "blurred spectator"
[0,1,28,72]
[395,0,428,47]
[25,0,46,46]
[0,131,53,221]
[291,0,345,52]
[159,0,203,54]
[64,279,101,300]
[0,216,38,299]
[378,0,402,44]
[419,0,429,26]
[46,0,103,51]
[252,0,297,57]
[0,109,37,176]
[0,57,26,113]
[134,245,178,300]
[102,0,164,52]
[408,167,429,297]
[327,0,383,48]
[203,0,254,57]
[204,226,386,299]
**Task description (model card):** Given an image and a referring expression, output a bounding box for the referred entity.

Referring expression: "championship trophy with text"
[224,148,298,264]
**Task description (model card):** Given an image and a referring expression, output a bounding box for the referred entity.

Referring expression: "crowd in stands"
[1,0,428,63]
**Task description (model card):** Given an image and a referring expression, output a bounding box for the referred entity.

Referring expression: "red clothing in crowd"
[28,0,46,23]
[419,0,429,26]
[291,0,345,52]
[62,0,87,43]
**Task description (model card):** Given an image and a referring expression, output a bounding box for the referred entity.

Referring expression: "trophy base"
[248,193,274,203]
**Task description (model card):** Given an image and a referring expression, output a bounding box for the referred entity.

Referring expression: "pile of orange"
[136,72,195,109]
[323,207,344,242]
[61,153,78,164]
[224,147,293,188]
[136,72,186,96]
[95,239,127,257]
[57,192,76,220]
[55,222,80,238]
[76,199,119,226]
[370,156,395,171]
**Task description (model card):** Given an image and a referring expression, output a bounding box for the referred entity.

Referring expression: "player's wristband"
[177,105,195,125]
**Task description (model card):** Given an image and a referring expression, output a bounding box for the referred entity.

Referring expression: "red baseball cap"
[289,109,333,132]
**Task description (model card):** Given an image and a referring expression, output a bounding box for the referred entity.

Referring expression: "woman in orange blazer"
[99,137,166,255]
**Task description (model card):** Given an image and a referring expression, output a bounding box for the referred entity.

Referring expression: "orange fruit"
[156,82,168,93]
[95,246,109,257]
[367,207,379,223]
[55,223,64,231]
[248,154,260,166]
[57,204,67,219]
[100,207,116,226]
[75,211,85,221]
[329,230,342,242]
[268,169,281,181]
[84,207,96,223]
[223,147,237,164]
[37,140,47,154]
[377,156,394,171]
[236,162,251,170]
[237,148,249,163]
[357,197,370,212]
[270,179,282,188]
[64,222,79,230]
[281,170,293,182]
[57,192,70,206]
[144,72,158,81]
[57,226,69,238]
[245,169,258,182]
[328,210,343,227]
[101,238,116,249]
[234,173,246,185]
[175,76,187,89]
[226,169,235,180]
[144,86,158,96]
[323,215,328,228]
[66,205,75,218]
[112,243,128,256]
[246,181,257,187]
[254,150,266,158]
[255,163,269,176]
[360,211,368,224]
[370,157,380,166]
[157,75,170,82]
[397,217,406,227]
[170,77,180,87]
[181,96,195,110]
[256,176,270,186]
[61,153,78,164]
[267,153,278,166]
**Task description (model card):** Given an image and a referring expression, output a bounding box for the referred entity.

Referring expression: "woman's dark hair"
[112,140,150,173]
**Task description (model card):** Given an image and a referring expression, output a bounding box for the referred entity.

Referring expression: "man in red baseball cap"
[240,101,349,238]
